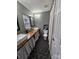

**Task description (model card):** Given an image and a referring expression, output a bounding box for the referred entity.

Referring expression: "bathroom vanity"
[17,27,40,59]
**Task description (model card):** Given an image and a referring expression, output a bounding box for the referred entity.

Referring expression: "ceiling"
[17,0,53,13]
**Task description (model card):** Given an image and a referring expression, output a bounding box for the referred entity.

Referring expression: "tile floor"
[28,32,51,59]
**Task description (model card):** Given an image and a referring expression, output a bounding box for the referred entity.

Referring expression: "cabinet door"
[24,42,31,56]
[28,39,33,49]
[28,37,35,50]
[31,37,35,47]
[35,32,39,42]
[18,46,28,59]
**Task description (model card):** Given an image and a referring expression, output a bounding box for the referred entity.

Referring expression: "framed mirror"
[23,15,31,30]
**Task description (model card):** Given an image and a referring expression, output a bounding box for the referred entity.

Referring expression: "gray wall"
[17,1,33,33]
[34,11,50,30]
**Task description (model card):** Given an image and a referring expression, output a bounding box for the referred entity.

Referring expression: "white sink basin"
[33,27,38,30]
[17,34,27,41]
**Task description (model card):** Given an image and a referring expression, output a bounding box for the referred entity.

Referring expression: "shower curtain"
[48,0,61,59]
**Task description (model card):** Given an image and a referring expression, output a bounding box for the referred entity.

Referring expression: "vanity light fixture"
[34,14,41,18]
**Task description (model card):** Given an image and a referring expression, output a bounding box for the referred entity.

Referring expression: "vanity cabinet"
[17,38,36,59]
[17,27,40,59]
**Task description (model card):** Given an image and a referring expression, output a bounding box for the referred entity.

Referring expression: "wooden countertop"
[17,27,39,50]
